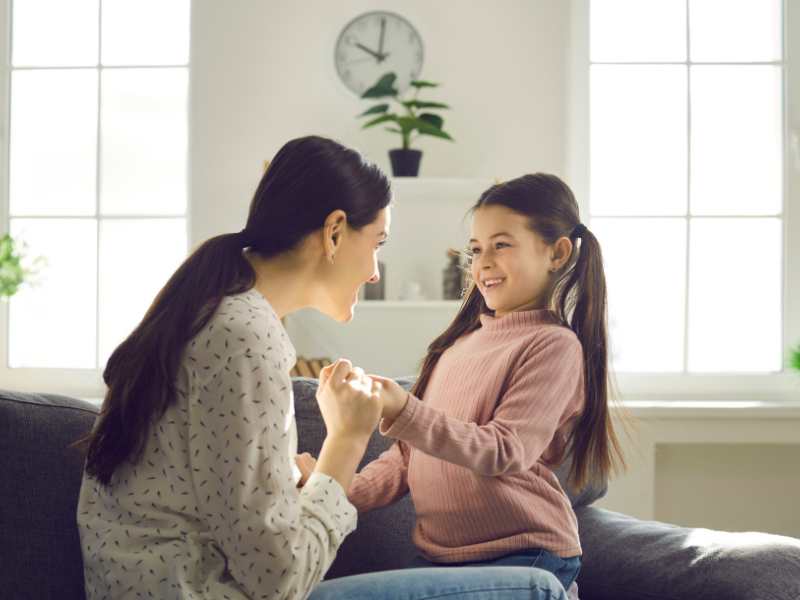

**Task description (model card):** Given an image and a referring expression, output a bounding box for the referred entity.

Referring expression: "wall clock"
[334,11,424,96]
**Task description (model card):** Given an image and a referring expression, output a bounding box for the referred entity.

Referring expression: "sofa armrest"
[575,505,800,600]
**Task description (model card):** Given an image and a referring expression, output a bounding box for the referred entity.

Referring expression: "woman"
[77,135,569,600]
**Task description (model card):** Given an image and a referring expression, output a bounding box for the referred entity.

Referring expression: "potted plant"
[357,72,454,177]
[791,344,800,374]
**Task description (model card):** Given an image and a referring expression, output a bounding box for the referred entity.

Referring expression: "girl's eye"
[495,242,510,249]
[469,247,481,255]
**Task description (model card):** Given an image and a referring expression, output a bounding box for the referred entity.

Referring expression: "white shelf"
[357,300,461,308]
[390,176,496,184]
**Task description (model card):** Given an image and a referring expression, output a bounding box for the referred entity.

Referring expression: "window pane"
[100,68,188,215]
[591,65,687,216]
[690,0,782,62]
[101,0,190,66]
[690,66,782,216]
[98,219,187,366]
[591,0,686,62]
[592,217,687,372]
[8,219,97,368]
[12,0,98,67]
[688,218,782,372]
[10,70,98,216]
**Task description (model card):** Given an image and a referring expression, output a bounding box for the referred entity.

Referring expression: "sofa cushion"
[0,389,99,600]
[575,505,800,600]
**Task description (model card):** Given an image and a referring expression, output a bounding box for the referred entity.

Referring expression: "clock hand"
[378,18,386,61]
[355,42,383,61]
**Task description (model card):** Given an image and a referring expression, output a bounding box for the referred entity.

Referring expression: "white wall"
[189,0,571,244]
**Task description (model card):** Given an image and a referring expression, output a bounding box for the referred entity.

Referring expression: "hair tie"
[572,223,588,239]
[236,228,252,247]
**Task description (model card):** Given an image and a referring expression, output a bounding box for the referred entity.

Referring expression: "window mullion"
[683,0,691,374]
[94,0,102,371]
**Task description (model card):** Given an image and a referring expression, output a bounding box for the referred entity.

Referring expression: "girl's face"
[469,205,555,317]
[323,207,390,322]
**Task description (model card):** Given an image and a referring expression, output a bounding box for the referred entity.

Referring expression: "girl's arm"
[347,440,411,512]
[379,330,584,477]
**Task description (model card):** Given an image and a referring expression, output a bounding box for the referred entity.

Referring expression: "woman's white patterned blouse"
[77,289,357,600]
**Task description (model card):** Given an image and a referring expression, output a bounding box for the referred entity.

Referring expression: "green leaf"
[410,80,439,88]
[418,113,443,130]
[362,114,398,129]
[402,100,450,110]
[415,119,453,141]
[361,73,399,98]
[384,127,403,133]
[357,103,390,117]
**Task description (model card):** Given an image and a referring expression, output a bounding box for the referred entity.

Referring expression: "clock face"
[335,11,424,96]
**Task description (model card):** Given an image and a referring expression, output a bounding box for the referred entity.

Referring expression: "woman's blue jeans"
[308,565,568,600]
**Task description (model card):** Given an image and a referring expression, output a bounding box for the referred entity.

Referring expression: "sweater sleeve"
[188,339,356,600]
[381,330,584,477]
[347,441,410,513]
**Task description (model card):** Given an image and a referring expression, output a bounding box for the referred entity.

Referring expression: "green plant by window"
[0,234,43,299]
[357,72,454,150]
[791,344,800,374]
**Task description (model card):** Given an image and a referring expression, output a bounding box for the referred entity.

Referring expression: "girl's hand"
[367,374,409,423]
[295,452,317,487]
[316,359,382,441]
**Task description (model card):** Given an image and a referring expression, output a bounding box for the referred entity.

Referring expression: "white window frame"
[0,0,192,399]
[566,0,800,402]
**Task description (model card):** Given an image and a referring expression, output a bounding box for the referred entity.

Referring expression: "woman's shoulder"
[184,289,291,372]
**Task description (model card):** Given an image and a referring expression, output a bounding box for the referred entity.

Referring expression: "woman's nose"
[367,267,380,284]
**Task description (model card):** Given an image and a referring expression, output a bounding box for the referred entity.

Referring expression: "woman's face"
[322,206,390,322]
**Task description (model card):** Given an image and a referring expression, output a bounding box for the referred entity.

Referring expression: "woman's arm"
[188,343,359,600]
[376,331,584,477]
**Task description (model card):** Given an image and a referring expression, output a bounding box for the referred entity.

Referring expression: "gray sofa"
[2,381,799,600]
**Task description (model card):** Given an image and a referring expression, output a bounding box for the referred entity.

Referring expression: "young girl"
[340,173,626,593]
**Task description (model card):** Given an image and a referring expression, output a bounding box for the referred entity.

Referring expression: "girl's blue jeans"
[308,548,578,600]
[409,548,582,592]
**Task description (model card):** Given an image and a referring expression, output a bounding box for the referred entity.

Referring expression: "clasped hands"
[297,359,408,487]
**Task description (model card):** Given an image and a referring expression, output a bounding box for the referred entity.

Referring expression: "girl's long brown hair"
[79,136,391,485]
[411,173,626,491]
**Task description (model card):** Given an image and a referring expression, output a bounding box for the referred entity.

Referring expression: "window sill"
[617,398,800,420]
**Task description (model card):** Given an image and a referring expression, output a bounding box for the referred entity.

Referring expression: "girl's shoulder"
[526,323,582,361]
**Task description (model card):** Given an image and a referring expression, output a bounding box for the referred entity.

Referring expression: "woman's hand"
[295,452,317,488]
[316,359,382,442]
[367,374,409,424]
[313,359,382,491]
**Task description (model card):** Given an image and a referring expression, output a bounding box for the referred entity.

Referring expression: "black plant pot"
[389,149,423,177]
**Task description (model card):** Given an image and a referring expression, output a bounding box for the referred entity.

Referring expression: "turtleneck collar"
[478,308,560,333]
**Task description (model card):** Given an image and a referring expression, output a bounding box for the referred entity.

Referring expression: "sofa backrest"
[0,390,98,600]
[0,376,609,594]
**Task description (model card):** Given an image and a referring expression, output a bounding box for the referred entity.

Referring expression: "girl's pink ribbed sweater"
[348,308,586,562]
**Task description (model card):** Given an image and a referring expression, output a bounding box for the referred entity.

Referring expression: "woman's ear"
[323,209,347,262]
